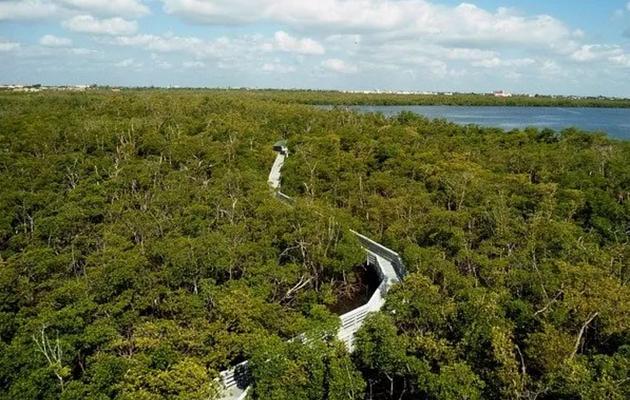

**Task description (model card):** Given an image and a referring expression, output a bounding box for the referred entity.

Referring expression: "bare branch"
[33,326,65,391]
[570,312,599,359]
[283,274,313,301]
[533,290,564,317]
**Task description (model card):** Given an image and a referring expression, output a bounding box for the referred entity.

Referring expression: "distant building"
[13,86,40,92]
[494,90,512,97]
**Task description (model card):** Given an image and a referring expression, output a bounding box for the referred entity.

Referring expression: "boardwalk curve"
[217,142,406,399]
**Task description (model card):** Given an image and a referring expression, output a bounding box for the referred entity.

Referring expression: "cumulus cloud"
[63,15,138,35]
[2,0,629,94]
[472,57,535,68]
[538,60,567,78]
[322,58,357,73]
[105,33,277,72]
[114,58,142,68]
[571,44,624,62]
[69,47,100,55]
[40,34,73,47]
[262,62,296,73]
[272,31,324,55]
[0,1,59,20]
[0,0,148,20]
[156,0,603,84]
[441,48,497,61]
[161,0,576,50]
[149,53,173,69]
[156,60,173,69]
[609,53,630,67]
[435,4,576,49]
[57,0,149,17]
[162,0,406,31]
[107,31,323,62]
[182,61,205,68]
[108,33,205,53]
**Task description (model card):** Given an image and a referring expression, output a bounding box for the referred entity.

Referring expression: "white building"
[494,90,512,97]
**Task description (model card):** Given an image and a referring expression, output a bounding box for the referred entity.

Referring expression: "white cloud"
[627,1,630,11]
[57,0,149,17]
[161,0,254,24]
[108,32,321,62]
[161,0,576,50]
[156,0,599,87]
[114,58,142,68]
[156,60,173,69]
[109,34,205,53]
[273,31,324,55]
[387,55,452,77]
[115,58,133,67]
[262,62,296,73]
[40,34,73,47]
[63,15,138,35]
[610,53,630,68]
[0,0,147,21]
[0,1,59,21]
[150,53,173,69]
[432,4,576,50]
[106,33,278,72]
[101,2,630,88]
[2,0,627,94]
[442,48,497,61]
[571,44,624,62]
[322,58,357,73]
[183,60,205,68]
[161,0,411,31]
[472,57,535,69]
[0,40,20,52]
[538,60,567,78]
[69,47,100,55]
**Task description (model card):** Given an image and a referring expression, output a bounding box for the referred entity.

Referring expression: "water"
[340,105,630,140]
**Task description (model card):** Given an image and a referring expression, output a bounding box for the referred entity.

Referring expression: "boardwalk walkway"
[267,151,286,190]
[217,143,406,399]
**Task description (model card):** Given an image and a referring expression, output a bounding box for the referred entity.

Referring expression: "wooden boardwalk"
[217,143,406,399]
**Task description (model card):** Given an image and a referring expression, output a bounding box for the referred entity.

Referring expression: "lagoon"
[341,105,630,140]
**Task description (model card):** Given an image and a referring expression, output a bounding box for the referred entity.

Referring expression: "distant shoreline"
[245,90,630,108]
[3,88,630,108]
[323,104,630,140]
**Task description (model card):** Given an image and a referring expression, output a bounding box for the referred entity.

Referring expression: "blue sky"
[1,0,629,96]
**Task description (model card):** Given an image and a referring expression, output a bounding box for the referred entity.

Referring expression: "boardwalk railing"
[217,143,407,399]
[218,360,250,400]
[351,230,406,280]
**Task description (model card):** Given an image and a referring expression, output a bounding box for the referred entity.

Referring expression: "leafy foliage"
[0,90,628,399]
[282,108,630,399]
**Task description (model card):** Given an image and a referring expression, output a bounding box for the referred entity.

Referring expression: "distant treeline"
[245,90,630,108]
[111,88,630,108]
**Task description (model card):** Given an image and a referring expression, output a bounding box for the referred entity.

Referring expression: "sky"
[1,0,630,96]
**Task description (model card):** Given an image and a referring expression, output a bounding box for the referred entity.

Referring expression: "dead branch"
[570,312,599,359]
